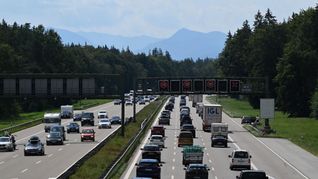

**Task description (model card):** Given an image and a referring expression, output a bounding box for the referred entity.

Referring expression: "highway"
[122,96,311,179]
[0,101,146,179]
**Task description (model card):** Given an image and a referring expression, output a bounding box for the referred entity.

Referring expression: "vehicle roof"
[150,135,163,137]
[233,149,248,153]
[188,163,207,167]
[211,123,228,126]
[98,111,107,113]
[99,119,110,121]
[180,131,192,134]
[44,113,60,118]
[203,104,222,107]
[0,136,10,139]
[241,170,266,173]
[139,159,159,163]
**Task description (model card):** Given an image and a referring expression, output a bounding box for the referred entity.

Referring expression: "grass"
[69,97,166,179]
[0,99,111,132]
[207,95,318,156]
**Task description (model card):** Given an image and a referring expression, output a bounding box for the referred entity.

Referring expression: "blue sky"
[0,0,316,38]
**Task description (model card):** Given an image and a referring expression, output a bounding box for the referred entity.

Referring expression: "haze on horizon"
[0,0,316,38]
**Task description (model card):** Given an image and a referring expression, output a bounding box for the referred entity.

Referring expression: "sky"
[0,0,317,38]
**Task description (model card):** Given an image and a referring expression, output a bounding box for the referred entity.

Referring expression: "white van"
[229,149,252,170]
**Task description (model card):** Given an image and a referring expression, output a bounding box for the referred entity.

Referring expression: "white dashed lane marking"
[48,154,53,158]
[173,158,175,162]
[0,161,4,165]
[58,148,63,151]
[209,159,212,163]
[35,160,41,164]
[172,166,175,170]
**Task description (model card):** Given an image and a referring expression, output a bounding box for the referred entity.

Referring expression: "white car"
[229,149,252,170]
[0,136,15,151]
[98,118,111,129]
[149,135,164,148]
[98,111,108,119]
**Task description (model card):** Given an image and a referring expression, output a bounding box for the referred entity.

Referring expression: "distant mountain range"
[55,28,226,60]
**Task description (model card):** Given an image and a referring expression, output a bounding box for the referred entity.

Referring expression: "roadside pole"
[121,75,125,136]
[133,92,136,122]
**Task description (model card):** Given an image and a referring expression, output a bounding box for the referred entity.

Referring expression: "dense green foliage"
[218,6,318,117]
[0,20,218,118]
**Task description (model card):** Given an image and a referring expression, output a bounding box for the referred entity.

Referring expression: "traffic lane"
[0,102,146,179]
[121,99,168,179]
[224,113,305,179]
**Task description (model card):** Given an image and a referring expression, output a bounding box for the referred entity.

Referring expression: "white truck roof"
[203,104,222,107]
[44,113,60,118]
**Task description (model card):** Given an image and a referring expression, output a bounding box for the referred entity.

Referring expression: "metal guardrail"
[101,97,167,179]
[0,118,43,135]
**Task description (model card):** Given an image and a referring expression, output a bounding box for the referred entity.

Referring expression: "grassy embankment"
[0,99,111,132]
[207,96,318,156]
[69,97,165,179]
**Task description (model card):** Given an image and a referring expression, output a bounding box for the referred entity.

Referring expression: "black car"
[73,112,82,121]
[46,132,64,145]
[158,116,170,125]
[110,115,122,124]
[241,116,257,124]
[67,122,80,133]
[180,116,192,127]
[81,112,94,126]
[184,164,209,179]
[24,136,45,156]
[161,110,171,118]
[181,124,196,138]
[141,144,162,162]
[236,170,269,179]
[136,159,161,179]
[211,135,228,147]
[165,102,174,111]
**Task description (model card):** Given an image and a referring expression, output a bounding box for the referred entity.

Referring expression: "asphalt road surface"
[0,101,148,179]
[122,96,312,179]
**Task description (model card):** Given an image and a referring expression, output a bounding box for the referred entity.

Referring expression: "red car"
[81,128,95,142]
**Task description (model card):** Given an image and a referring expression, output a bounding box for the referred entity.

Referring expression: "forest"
[0,5,317,118]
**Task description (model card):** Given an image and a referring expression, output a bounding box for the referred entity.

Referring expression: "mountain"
[141,28,226,60]
[55,28,226,60]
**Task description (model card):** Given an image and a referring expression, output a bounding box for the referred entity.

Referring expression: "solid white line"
[21,169,28,173]
[228,116,308,178]
[35,160,41,164]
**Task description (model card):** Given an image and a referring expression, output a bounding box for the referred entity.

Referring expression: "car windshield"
[50,132,60,137]
[139,161,159,167]
[51,127,62,132]
[69,123,77,126]
[182,125,194,129]
[242,172,266,179]
[144,145,160,151]
[100,119,109,123]
[0,137,9,142]
[82,113,93,118]
[112,116,120,120]
[151,136,162,140]
[234,151,249,158]
[83,129,94,133]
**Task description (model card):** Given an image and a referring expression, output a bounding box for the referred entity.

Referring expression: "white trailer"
[202,104,222,131]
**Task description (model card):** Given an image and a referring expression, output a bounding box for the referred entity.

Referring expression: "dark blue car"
[136,159,161,179]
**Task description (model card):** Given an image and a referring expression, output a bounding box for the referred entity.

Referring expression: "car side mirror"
[236,176,239,179]
[228,155,231,158]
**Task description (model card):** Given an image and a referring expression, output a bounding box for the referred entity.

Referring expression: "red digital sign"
[158,80,169,92]
[230,80,240,92]
[205,79,216,92]
[182,80,192,92]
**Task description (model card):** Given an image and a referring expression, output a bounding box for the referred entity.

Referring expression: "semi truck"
[182,145,204,165]
[202,104,222,132]
[211,123,228,147]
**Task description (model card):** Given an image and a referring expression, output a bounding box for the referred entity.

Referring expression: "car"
[24,136,45,156]
[144,97,150,103]
[50,125,66,140]
[229,150,252,170]
[158,116,170,125]
[180,99,186,106]
[113,99,121,105]
[151,125,165,137]
[180,106,190,112]
[46,132,64,145]
[149,135,165,148]
[236,170,270,179]
[110,115,122,124]
[0,136,15,151]
[184,164,210,179]
[67,122,80,133]
[81,128,95,142]
[181,124,196,138]
[98,118,111,129]
[81,112,94,126]
[73,112,82,121]
[211,135,227,147]
[126,99,133,105]
[98,111,108,119]
[161,110,171,118]
[136,159,161,179]
[180,116,192,127]
[141,144,162,162]
[139,99,146,105]
[177,131,193,147]
[241,116,257,124]
[165,102,174,111]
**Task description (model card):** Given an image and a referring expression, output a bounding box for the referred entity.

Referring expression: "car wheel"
[224,143,228,148]
[24,152,27,156]
[92,138,95,142]
[81,139,83,142]
[230,166,233,170]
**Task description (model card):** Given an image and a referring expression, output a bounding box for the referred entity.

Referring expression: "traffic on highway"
[0,96,153,179]
[122,95,308,179]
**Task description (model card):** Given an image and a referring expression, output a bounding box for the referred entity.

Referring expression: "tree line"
[217,6,318,117]
[0,20,218,118]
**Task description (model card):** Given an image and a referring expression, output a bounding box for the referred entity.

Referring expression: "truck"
[202,104,222,132]
[211,123,228,147]
[192,94,203,107]
[43,113,61,132]
[60,105,73,119]
[182,145,204,165]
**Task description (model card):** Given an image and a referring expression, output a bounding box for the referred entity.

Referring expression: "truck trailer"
[202,104,222,132]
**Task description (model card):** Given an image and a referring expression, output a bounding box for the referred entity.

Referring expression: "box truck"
[202,104,222,131]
